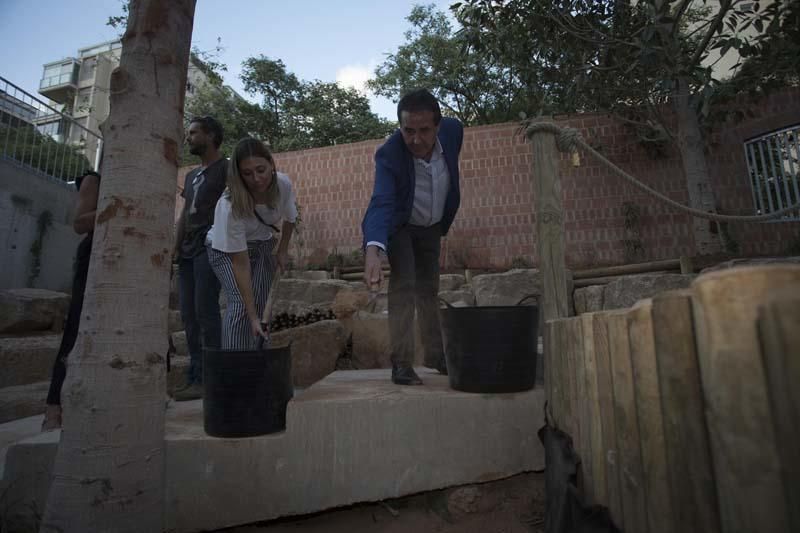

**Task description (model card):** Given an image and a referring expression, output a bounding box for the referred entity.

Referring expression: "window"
[744,125,800,220]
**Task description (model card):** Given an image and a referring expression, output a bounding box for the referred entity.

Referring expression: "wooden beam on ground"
[692,265,800,533]
[573,259,681,280]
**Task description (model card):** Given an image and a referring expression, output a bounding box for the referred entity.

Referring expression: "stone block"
[0,335,60,388]
[285,270,330,281]
[0,289,69,334]
[1,370,545,533]
[439,289,475,307]
[472,269,541,307]
[167,355,190,394]
[574,285,604,314]
[171,331,187,356]
[602,273,695,311]
[700,256,800,274]
[273,279,354,316]
[272,320,348,387]
[168,309,183,333]
[0,381,49,424]
[348,312,424,369]
[439,274,466,292]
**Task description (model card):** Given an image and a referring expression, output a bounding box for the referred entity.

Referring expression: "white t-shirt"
[207,172,298,253]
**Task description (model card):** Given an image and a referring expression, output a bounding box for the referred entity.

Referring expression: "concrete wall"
[0,159,80,292]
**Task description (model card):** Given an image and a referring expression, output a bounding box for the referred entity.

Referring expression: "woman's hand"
[250,315,268,340]
[276,250,289,272]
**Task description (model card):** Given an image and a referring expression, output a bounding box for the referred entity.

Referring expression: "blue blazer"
[362,117,463,247]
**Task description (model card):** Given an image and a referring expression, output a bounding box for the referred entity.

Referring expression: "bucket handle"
[438,297,456,309]
[516,294,538,306]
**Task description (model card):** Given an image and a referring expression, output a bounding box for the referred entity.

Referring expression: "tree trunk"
[673,77,721,255]
[40,1,196,531]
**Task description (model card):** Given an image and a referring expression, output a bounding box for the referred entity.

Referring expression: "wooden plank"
[691,265,800,533]
[580,313,604,506]
[627,299,674,533]
[563,316,589,498]
[573,259,680,280]
[606,309,649,533]
[652,289,721,533]
[590,312,624,528]
[757,287,800,533]
[532,127,570,323]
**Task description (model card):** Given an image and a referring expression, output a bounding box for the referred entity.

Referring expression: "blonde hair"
[226,138,280,218]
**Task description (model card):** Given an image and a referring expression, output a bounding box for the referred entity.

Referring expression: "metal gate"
[744,125,800,220]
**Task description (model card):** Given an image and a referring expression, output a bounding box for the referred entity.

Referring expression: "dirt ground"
[218,472,546,533]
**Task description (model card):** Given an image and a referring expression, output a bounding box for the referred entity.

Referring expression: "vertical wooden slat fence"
[544,265,800,533]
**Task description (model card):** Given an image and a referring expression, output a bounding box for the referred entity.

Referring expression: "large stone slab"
[1,369,545,533]
[0,381,48,424]
[271,320,348,387]
[273,279,356,315]
[602,273,695,311]
[439,289,476,307]
[472,269,541,306]
[0,289,69,334]
[0,334,59,388]
[439,274,466,292]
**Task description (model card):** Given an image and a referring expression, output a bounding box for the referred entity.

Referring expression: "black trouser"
[46,235,91,405]
[387,223,445,367]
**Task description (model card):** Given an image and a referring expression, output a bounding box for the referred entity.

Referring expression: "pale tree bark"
[673,76,722,255]
[40,1,196,532]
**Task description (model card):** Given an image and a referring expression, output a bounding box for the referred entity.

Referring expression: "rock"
[331,289,372,319]
[472,269,541,307]
[574,285,604,314]
[602,273,696,311]
[0,334,60,388]
[171,331,188,356]
[167,355,190,393]
[285,270,330,281]
[439,289,476,307]
[272,279,354,316]
[168,310,184,333]
[348,312,423,369]
[0,381,49,424]
[0,289,70,334]
[271,320,348,387]
[700,256,800,274]
[439,274,466,292]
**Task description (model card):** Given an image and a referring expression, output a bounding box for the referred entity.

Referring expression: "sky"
[0,0,454,119]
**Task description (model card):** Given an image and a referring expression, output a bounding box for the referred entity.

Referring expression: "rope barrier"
[525,121,800,223]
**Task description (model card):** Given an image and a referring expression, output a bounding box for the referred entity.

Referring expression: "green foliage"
[240,56,393,151]
[0,122,92,180]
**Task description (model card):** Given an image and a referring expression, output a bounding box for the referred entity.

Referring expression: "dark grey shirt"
[179,158,227,258]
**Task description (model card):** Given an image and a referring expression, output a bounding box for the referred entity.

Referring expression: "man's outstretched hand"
[364,246,384,292]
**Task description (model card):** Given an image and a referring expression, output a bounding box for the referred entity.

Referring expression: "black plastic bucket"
[439,296,539,393]
[203,341,293,438]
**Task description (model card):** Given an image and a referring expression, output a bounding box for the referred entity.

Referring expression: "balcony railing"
[1,75,102,182]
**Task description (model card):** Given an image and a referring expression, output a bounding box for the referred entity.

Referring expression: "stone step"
[0,334,60,388]
[0,381,48,424]
[1,369,545,533]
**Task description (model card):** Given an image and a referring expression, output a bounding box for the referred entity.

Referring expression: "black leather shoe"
[391,364,423,385]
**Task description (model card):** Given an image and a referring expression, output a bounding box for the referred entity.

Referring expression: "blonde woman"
[206,138,297,348]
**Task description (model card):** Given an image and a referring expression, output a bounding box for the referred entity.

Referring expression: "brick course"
[177,88,800,269]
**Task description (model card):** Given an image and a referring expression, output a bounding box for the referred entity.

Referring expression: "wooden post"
[692,265,800,533]
[579,314,603,506]
[628,299,674,533]
[606,309,648,533]
[652,290,720,533]
[757,287,800,533]
[531,126,569,323]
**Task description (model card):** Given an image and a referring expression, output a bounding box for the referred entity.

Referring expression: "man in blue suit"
[362,89,463,385]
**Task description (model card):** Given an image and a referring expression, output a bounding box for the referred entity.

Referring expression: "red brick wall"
[177,88,800,269]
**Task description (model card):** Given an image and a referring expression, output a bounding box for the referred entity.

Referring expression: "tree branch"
[689,0,732,70]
